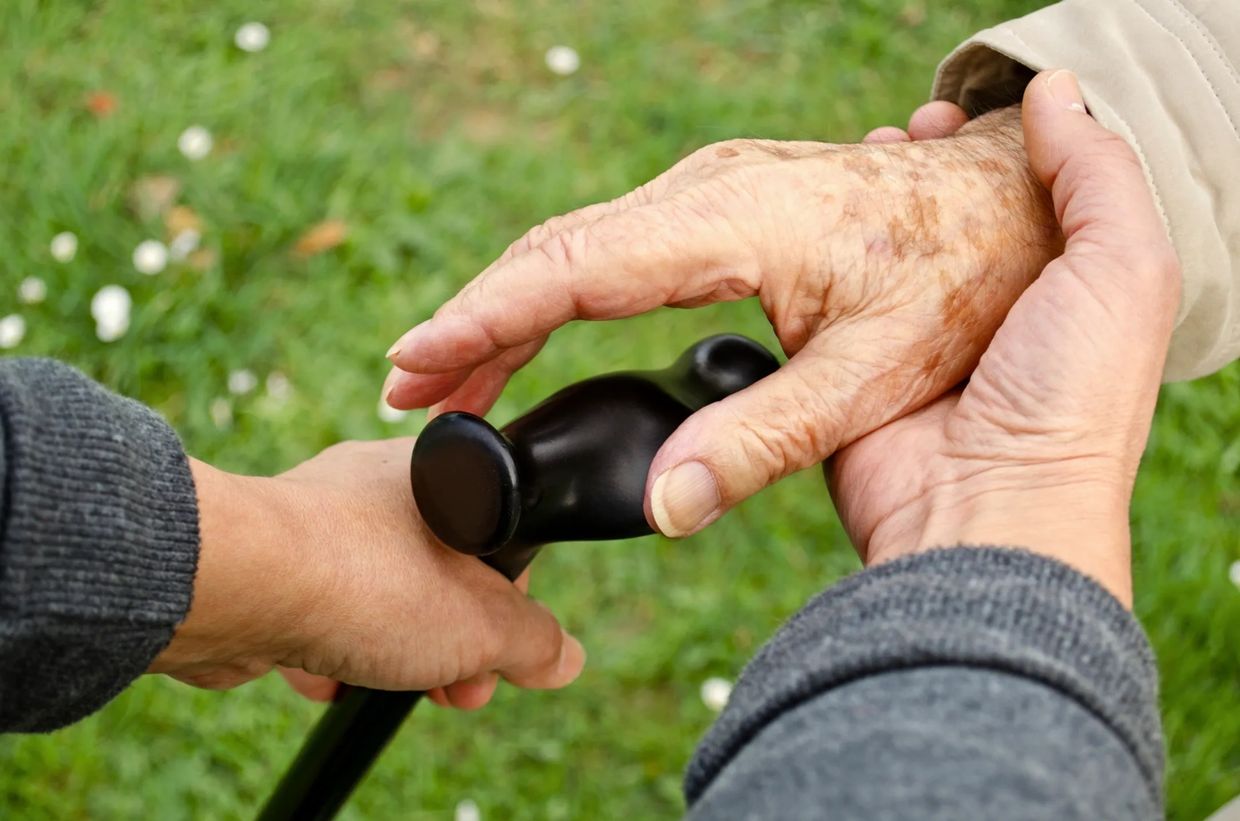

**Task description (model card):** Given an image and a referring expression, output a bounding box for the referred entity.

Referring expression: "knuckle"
[681,139,764,177]
[538,227,584,270]
[1095,130,1142,169]
[711,137,750,157]
[621,183,655,208]
[735,423,793,486]
[504,213,575,262]
[1058,134,1142,194]
[725,393,834,493]
[504,226,545,260]
[692,138,744,164]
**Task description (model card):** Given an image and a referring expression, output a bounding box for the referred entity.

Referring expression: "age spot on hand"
[841,154,883,183]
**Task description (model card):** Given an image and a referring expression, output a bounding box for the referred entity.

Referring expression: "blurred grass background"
[1,1,1237,818]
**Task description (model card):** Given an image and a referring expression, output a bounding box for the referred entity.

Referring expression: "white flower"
[228,369,259,396]
[210,397,233,429]
[133,240,169,275]
[266,371,293,402]
[235,21,271,53]
[544,45,580,76]
[0,315,26,349]
[377,398,409,424]
[699,677,733,713]
[50,231,78,263]
[18,277,47,305]
[169,229,201,261]
[1230,560,1240,590]
[91,285,132,342]
[96,323,126,343]
[178,125,214,160]
[454,799,481,821]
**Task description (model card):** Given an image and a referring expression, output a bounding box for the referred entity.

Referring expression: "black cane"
[255,551,534,821]
[257,335,779,820]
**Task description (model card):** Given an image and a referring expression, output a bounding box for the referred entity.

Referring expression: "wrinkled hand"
[151,439,585,710]
[829,71,1181,606]
[383,103,1059,539]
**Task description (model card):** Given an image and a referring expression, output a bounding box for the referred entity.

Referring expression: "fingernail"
[558,632,586,681]
[386,321,430,362]
[650,461,720,538]
[1045,69,1087,114]
[381,367,402,405]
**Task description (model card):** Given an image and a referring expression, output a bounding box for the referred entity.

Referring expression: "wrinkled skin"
[384,105,1062,538]
[830,72,1181,605]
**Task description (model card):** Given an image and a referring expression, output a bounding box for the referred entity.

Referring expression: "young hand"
[149,438,585,710]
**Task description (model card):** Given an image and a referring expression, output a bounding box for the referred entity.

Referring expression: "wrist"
[868,467,1133,607]
[150,461,312,686]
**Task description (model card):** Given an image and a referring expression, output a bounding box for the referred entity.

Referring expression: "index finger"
[385,200,756,376]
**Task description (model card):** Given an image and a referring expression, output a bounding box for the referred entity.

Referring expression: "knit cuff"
[0,358,200,731]
[684,547,1162,806]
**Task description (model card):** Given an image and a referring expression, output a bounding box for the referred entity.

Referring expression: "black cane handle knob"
[256,334,780,821]
[411,334,779,566]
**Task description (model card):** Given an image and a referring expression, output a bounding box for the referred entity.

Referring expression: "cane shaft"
[256,546,540,820]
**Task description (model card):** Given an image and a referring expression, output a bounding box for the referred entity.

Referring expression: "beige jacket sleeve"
[934,0,1239,381]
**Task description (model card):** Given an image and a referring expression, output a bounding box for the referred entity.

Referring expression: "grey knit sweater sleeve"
[0,358,200,732]
[686,548,1163,820]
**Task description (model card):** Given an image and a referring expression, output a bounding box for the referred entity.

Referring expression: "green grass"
[1,1,1237,818]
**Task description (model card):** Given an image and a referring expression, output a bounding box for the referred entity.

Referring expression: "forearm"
[685,548,1164,819]
[0,358,199,732]
[934,0,1240,379]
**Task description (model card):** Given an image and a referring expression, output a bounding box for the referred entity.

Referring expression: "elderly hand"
[829,71,1181,605]
[149,439,585,710]
[383,102,1059,540]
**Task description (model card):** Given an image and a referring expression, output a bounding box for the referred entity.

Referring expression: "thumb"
[645,348,863,538]
[959,69,1180,475]
[1022,70,1179,311]
[486,589,586,691]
